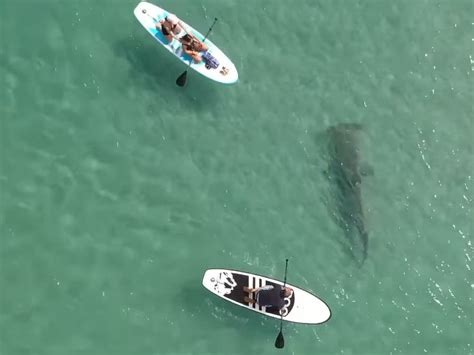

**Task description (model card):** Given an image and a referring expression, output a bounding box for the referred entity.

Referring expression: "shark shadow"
[324,123,373,265]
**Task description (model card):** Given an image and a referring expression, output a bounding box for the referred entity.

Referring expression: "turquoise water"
[1,0,472,354]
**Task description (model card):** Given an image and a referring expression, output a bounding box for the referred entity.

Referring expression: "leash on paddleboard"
[176,17,218,87]
[275,258,289,349]
[141,9,161,26]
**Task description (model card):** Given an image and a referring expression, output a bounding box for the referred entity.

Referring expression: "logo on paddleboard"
[210,272,237,295]
[220,66,229,76]
[279,293,294,317]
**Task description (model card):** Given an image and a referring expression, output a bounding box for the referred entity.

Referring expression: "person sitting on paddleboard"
[179,33,209,63]
[157,14,185,42]
[243,285,294,310]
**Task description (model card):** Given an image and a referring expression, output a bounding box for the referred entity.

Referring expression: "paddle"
[275,258,289,349]
[176,17,218,87]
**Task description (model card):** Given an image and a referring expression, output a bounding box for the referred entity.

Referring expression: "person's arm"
[257,285,274,292]
[182,46,191,55]
[177,20,190,34]
[190,34,205,46]
[168,31,178,40]
[182,45,198,57]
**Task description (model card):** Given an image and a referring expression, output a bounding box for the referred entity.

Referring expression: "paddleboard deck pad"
[134,2,238,84]
[202,269,331,324]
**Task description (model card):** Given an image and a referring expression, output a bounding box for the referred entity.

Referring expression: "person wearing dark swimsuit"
[156,13,184,42]
[243,285,293,310]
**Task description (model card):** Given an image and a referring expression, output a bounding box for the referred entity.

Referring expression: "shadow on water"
[113,35,221,112]
[178,284,281,345]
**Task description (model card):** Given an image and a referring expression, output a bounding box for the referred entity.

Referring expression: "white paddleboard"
[133,2,238,84]
[202,269,331,325]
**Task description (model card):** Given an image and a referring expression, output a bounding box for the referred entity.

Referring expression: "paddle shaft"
[201,17,218,43]
[282,259,289,287]
[274,259,289,349]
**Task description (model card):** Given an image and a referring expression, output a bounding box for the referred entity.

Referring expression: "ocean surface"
[0,0,472,354]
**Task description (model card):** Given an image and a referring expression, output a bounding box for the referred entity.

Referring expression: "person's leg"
[244,296,256,304]
[157,24,173,42]
[192,53,202,63]
[243,286,257,293]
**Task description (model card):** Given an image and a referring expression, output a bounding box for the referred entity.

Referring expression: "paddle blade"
[176,70,188,87]
[275,331,284,349]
